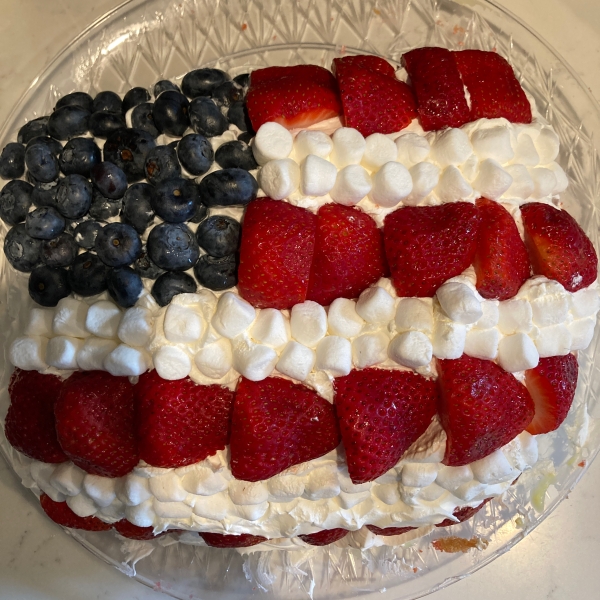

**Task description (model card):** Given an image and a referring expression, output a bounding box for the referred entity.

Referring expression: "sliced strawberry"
[520,202,598,292]
[402,47,471,131]
[246,65,341,130]
[4,369,67,463]
[366,525,416,536]
[525,354,579,435]
[473,198,530,300]
[54,371,139,478]
[437,355,535,467]
[435,497,492,527]
[453,50,532,123]
[334,368,438,484]
[199,532,267,548]
[237,198,317,310]
[230,377,340,482]
[113,519,169,540]
[383,203,481,297]
[306,204,386,306]
[333,56,417,136]
[40,494,112,531]
[298,528,349,546]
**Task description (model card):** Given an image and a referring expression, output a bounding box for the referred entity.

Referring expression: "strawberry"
[246,65,341,130]
[401,47,471,131]
[230,377,340,482]
[135,371,234,468]
[333,55,417,136]
[113,519,169,540]
[383,203,481,297]
[4,369,67,463]
[237,198,317,309]
[435,497,492,528]
[437,355,535,467]
[366,525,416,536]
[525,354,579,435]
[453,50,532,123]
[39,494,112,531]
[473,198,530,300]
[306,204,387,306]
[520,202,598,292]
[54,371,139,478]
[199,532,267,548]
[298,528,349,546]
[334,368,438,484]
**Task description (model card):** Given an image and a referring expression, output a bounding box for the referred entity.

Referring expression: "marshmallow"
[473,158,513,200]
[232,338,278,381]
[395,132,430,167]
[83,475,117,508]
[430,128,472,166]
[118,307,154,347]
[503,164,535,199]
[258,158,300,200]
[401,463,438,488]
[471,450,519,485]
[149,473,188,503]
[470,127,514,163]
[66,494,99,518]
[548,162,569,194]
[505,432,539,471]
[388,331,432,368]
[46,336,83,370]
[105,344,151,376]
[24,308,54,337]
[305,467,340,500]
[497,299,533,334]
[126,500,155,527]
[464,328,500,360]
[252,122,293,165]
[432,319,466,359]
[229,480,269,505]
[570,287,600,318]
[194,338,233,379]
[268,474,305,501]
[436,464,474,492]
[293,130,333,162]
[535,128,560,164]
[181,467,228,496]
[395,297,434,333]
[356,286,395,324]
[436,282,482,324]
[512,132,539,166]
[119,475,152,506]
[250,308,290,349]
[352,332,389,368]
[373,483,400,505]
[529,167,557,199]
[9,336,48,370]
[528,281,570,327]
[53,297,90,338]
[436,165,473,202]
[290,301,327,347]
[153,498,193,519]
[475,300,499,329]
[315,336,352,376]
[153,346,192,380]
[163,303,204,343]
[497,333,539,372]
[77,337,118,371]
[535,324,572,357]
[327,298,364,338]
[85,300,122,339]
[212,292,256,339]
[275,341,315,381]
[369,161,412,207]
[362,133,398,171]
[300,154,337,196]
[329,164,371,206]
[50,463,85,497]
[569,318,596,351]
[330,127,366,168]
[405,162,440,205]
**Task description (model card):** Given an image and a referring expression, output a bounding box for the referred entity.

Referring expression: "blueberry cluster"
[0,69,257,308]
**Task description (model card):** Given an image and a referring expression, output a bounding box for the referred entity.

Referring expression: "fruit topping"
[122,87,151,113]
[435,497,492,527]
[197,167,258,207]
[299,528,349,546]
[151,271,197,306]
[40,494,112,531]
[152,90,191,137]
[366,525,417,536]
[113,520,168,540]
[199,532,267,548]
[0,142,25,180]
[29,265,71,306]
[177,133,214,176]
[181,68,231,99]
[189,97,229,138]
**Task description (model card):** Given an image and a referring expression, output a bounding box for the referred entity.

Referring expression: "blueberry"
[134,249,165,280]
[0,180,33,225]
[233,73,250,94]
[147,222,199,271]
[152,91,190,137]
[68,252,109,296]
[26,136,63,156]
[89,111,127,138]
[93,91,123,113]
[17,117,49,144]
[3,224,41,272]
[25,143,59,183]
[150,177,199,223]
[28,266,70,307]
[131,102,159,137]
[189,97,228,138]
[107,266,143,308]
[215,140,258,170]
[188,201,208,224]
[121,182,154,234]
[177,133,213,176]
[193,253,237,291]
[103,128,157,183]
[182,68,230,98]
[227,101,253,133]
[41,232,78,267]
[88,189,122,220]
[198,168,258,207]
[59,137,101,177]
[152,271,197,306]
[212,81,244,107]
[25,207,65,239]
[29,176,60,208]
[123,87,151,113]
[73,220,102,249]
[56,92,93,113]
[0,143,26,179]
[237,131,254,145]
[95,222,142,267]
[47,105,90,140]
[153,80,180,97]
[90,161,128,199]
[144,145,181,185]
[195,215,241,257]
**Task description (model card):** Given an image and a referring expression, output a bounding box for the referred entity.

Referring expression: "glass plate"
[1,0,600,598]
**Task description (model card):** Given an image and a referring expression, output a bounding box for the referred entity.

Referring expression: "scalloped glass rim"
[1,0,600,599]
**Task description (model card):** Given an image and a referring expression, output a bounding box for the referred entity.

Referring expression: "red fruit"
[298,528,349,546]
[521,202,598,292]
[246,65,341,130]
[113,519,168,540]
[435,498,492,528]
[54,371,139,478]
[366,525,416,536]
[334,368,438,484]
[473,198,530,300]
[453,50,532,123]
[437,355,535,467]
[39,494,112,531]
[199,532,267,548]
[525,354,579,435]
[135,371,234,469]
[230,377,340,482]
[383,203,481,297]
[307,204,387,306]
[4,369,67,463]
[237,199,317,309]
[333,55,417,136]
[402,47,471,131]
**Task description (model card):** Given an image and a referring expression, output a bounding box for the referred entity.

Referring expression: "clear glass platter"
[1,0,600,598]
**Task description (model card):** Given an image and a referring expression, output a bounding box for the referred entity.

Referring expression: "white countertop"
[1,1,600,598]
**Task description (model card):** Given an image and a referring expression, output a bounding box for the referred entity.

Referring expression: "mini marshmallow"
[505,432,539,470]
[497,299,533,334]
[24,308,54,337]
[66,494,98,518]
[388,331,432,368]
[329,164,371,206]
[105,344,151,376]
[529,167,557,199]
[258,158,300,200]
[330,127,366,168]
[250,308,290,348]
[267,474,306,501]
[212,292,256,339]
[83,475,117,508]
[229,480,269,505]
[512,132,539,166]
[46,336,83,370]
[436,282,482,324]
[548,162,569,194]
[163,303,204,343]
[293,130,333,162]
[430,128,472,167]
[120,475,152,506]
[352,332,388,368]
[535,324,572,357]
[361,133,398,171]
[464,328,500,360]
[125,500,155,527]
[315,336,352,376]
[404,162,439,205]
[327,297,364,338]
[9,336,48,370]
[181,467,229,496]
[497,333,539,372]
[395,132,430,167]
[53,297,90,338]
[118,307,154,347]
[369,161,412,207]
[304,467,340,500]
[432,319,466,359]
[503,164,535,199]
[435,165,473,202]
[356,286,395,324]
[401,463,438,488]
[473,158,513,200]
[290,301,327,347]
[194,338,233,379]
[569,318,596,351]
[85,300,122,339]
[570,287,600,318]
[232,338,277,381]
[300,154,337,196]
[252,121,293,165]
[50,462,85,497]
[77,337,118,371]
[475,300,499,329]
[276,341,315,381]
[153,498,193,520]
[534,127,560,164]
[149,472,188,503]
[395,297,434,333]
[372,483,400,505]
[528,281,570,327]
[470,127,514,163]
[471,450,519,485]
[153,345,192,379]
[436,464,474,492]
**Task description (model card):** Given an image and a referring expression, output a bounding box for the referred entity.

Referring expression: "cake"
[1,46,598,560]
